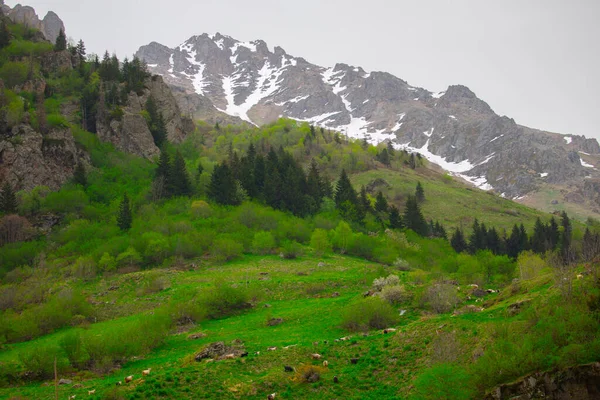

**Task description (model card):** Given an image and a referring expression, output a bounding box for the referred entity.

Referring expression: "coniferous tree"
[54,29,67,51]
[374,191,389,214]
[387,141,395,157]
[0,182,18,214]
[73,161,87,187]
[153,148,171,198]
[263,148,282,209]
[359,185,372,215]
[145,96,167,147]
[377,148,390,166]
[254,154,266,195]
[469,219,485,253]
[170,151,191,196]
[409,153,416,169]
[487,227,500,254]
[519,223,529,252]
[389,205,402,229]
[0,21,10,49]
[582,228,600,262]
[559,211,573,262]
[334,169,363,222]
[434,221,447,239]
[403,195,428,236]
[530,218,547,254]
[547,217,560,249]
[117,193,132,231]
[76,39,86,62]
[306,159,324,213]
[506,224,523,259]
[415,181,425,203]
[208,163,239,205]
[451,228,468,253]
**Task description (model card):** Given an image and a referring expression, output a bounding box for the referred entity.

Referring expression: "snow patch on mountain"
[564,136,572,144]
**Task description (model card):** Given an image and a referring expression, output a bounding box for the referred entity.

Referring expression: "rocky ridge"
[136,34,600,209]
[1,3,65,43]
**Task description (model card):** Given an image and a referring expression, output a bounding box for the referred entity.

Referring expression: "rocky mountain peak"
[2,3,65,43]
[136,32,600,213]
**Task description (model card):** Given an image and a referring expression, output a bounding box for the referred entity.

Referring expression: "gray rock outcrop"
[2,3,65,43]
[0,125,87,191]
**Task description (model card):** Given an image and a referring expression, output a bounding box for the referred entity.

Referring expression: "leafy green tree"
[72,161,87,187]
[451,228,468,253]
[117,193,132,231]
[403,195,428,236]
[54,28,67,51]
[311,229,332,256]
[415,181,425,203]
[332,221,354,254]
[0,182,18,214]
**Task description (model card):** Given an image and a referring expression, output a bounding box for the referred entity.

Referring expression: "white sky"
[7,0,600,141]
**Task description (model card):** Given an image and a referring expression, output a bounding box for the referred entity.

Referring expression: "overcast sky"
[7,0,600,140]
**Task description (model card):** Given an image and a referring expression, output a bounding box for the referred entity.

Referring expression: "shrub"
[47,113,69,128]
[116,246,143,268]
[71,256,97,281]
[372,275,400,291]
[137,271,170,296]
[420,283,460,314]
[19,344,69,380]
[60,330,89,369]
[310,228,331,256]
[378,285,409,305]
[293,364,324,383]
[394,257,411,271]
[252,231,276,255]
[191,200,212,218]
[411,363,474,400]
[211,236,244,263]
[0,62,28,88]
[200,282,252,319]
[341,297,398,332]
[280,240,302,259]
[0,215,34,246]
[98,252,116,272]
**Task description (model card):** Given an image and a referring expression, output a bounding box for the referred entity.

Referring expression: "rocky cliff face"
[485,362,600,400]
[136,33,600,207]
[0,124,87,191]
[2,3,65,43]
[96,75,194,159]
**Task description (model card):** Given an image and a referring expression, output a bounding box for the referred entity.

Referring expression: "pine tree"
[389,205,402,229]
[0,21,10,49]
[547,217,560,250]
[387,141,395,156]
[487,227,500,254]
[559,211,573,262]
[359,185,372,214]
[76,39,86,62]
[530,218,547,254]
[145,96,167,147]
[169,151,191,197]
[0,182,18,214]
[334,169,363,222]
[73,161,87,187]
[153,149,171,198]
[54,28,67,51]
[374,191,389,214]
[403,195,428,236]
[377,148,390,166]
[415,181,425,203]
[450,228,468,253]
[254,154,266,195]
[506,224,522,259]
[409,153,416,169]
[208,163,239,205]
[306,159,324,213]
[582,228,600,262]
[117,193,132,231]
[469,219,485,253]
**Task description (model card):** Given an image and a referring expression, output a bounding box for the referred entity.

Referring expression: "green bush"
[19,344,69,380]
[0,62,28,88]
[310,228,331,256]
[47,113,69,128]
[410,363,474,400]
[211,236,244,262]
[341,297,398,332]
[280,240,302,259]
[60,330,90,370]
[252,231,276,255]
[200,282,252,319]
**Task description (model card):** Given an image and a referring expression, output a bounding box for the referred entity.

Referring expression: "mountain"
[136,33,600,217]
[1,2,65,43]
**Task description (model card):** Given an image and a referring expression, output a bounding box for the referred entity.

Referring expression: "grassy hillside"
[0,20,599,400]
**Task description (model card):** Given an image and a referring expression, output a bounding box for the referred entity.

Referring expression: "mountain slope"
[136,34,600,218]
